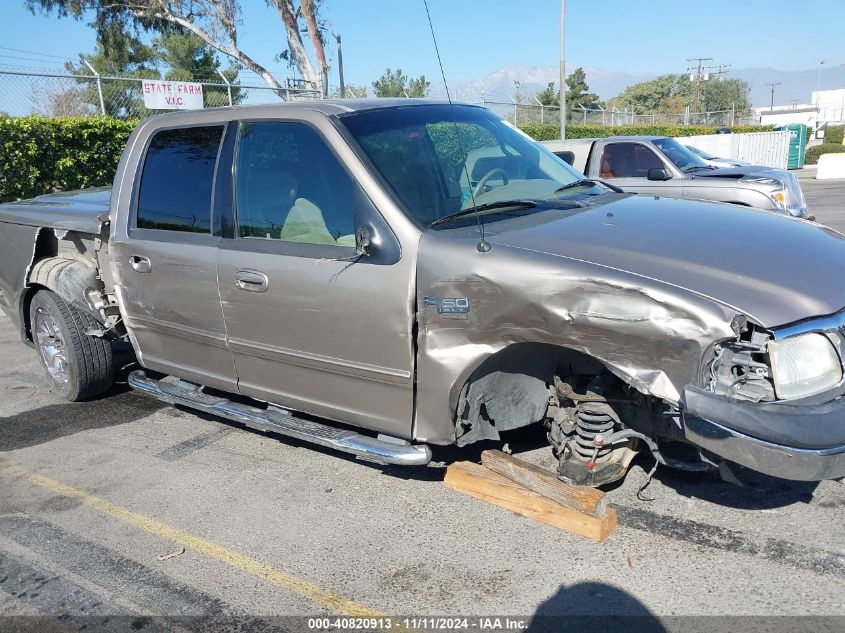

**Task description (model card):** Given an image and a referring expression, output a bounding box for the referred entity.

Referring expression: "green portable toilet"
[775,123,807,169]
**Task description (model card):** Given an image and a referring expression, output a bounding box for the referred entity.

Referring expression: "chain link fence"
[0,69,760,128]
[0,69,322,118]
[481,99,758,127]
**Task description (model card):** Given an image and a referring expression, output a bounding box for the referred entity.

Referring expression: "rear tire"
[29,290,114,401]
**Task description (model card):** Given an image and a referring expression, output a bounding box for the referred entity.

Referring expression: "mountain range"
[430,64,845,109]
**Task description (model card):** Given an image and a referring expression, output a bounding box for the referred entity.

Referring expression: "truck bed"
[0,187,111,234]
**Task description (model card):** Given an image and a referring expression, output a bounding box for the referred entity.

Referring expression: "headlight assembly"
[769,333,843,399]
[770,189,787,208]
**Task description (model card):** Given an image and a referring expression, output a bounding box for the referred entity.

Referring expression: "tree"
[565,67,600,112]
[155,32,244,106]
[533,69,600,112]
[330,84,367,98]
[699,78,751,115]
[65,28,160,118]
[609,74,751,115]
[372,68,430,98]
[271,0,326,91]
[26,0,328,95]
[535,82,559,107]
[408,76,430,98]
[33,78,91,116]
[609,74,685,113]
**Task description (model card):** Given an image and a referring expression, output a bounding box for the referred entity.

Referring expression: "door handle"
[233,269,269,293]
[129,255,151,273]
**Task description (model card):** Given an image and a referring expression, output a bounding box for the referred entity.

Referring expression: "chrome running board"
[128,370,432,466]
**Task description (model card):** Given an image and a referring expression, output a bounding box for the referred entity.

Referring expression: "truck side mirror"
[355,226,371,256]
[647,167,672,181]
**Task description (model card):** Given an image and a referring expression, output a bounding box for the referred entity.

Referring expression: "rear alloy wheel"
[30,290,114,401]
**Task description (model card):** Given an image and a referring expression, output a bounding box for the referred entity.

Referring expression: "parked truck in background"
[543,136,808,218]
[0,101,843,487]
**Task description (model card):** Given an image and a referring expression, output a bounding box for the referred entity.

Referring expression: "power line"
[0,46,76,61]
[686,57,714,114]
[714,64,731,81]
[765,81,782,110]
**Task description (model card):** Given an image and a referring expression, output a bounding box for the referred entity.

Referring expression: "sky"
[1,0,843,90]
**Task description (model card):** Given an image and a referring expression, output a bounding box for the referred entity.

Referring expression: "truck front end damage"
[415,210,845,485]
[413,232,742,485]
[682,312,845,481]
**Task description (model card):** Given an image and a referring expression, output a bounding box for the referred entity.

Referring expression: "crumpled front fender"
[413,236,737,444]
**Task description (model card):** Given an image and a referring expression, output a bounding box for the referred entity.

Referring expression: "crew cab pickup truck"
[543,136,809,218]
[1,101,844,486]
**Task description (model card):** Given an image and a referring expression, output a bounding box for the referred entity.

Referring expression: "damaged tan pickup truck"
[2,100,845,486]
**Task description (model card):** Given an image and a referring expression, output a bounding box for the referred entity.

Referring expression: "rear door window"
[136,125,224,233]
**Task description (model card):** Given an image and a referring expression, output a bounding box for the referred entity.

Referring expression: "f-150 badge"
[424,296,470,319]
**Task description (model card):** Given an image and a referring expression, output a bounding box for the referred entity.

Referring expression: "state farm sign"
[142,80,204,110]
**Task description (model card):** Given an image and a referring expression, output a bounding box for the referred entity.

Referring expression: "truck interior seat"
[602,148,634,178]
[238,170,298,238]
[600,155,614,178]
[279,197,338,245]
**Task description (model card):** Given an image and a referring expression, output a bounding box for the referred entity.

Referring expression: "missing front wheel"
[547,373,639,487]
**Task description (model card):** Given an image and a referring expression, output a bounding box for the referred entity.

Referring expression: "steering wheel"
[472,168,509,199]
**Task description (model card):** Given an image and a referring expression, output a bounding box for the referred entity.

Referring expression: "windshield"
[338,104,584,226]
[653,138,711,172]
[686,145,717,160]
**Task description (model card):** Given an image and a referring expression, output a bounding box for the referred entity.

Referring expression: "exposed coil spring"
[573,404,615,461]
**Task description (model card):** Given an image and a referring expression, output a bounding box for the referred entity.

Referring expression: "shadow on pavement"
[0,389,167,452]
[0,342,165,451]
[637,451,820,510]
[526,582,667,632]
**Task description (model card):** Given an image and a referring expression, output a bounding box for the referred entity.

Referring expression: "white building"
[811,88,845,124]
[754,88,845,130]
[757,105,818,128]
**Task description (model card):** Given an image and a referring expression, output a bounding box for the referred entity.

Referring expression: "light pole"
[816,60,825,110]
[559,0,566,140]
[334,33,345,98]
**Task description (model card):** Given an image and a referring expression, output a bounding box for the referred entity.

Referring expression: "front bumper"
[787,204,809,219]
[681,386,845,481]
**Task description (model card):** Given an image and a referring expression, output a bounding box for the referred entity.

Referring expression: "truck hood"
[486,194,845,327]
[691,165,772,178]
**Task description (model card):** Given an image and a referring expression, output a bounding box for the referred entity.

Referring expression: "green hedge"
[805,143,845,165]
[519,123,773,141]
[824,124,844,145]
[0,115,783,204]
[0,116,137,203]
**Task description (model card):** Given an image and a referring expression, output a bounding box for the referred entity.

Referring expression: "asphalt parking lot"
[1,171,844,632]
[798,167,845,232]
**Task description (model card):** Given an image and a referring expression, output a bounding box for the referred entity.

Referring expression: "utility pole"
[686,57,714,119]
[714,63,731,81]
[334,33,345,98]
[766,81,782,111]
[816,60,825,110]
[559,0,566,139]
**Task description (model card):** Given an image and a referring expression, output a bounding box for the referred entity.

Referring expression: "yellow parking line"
[0,458,383,618]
